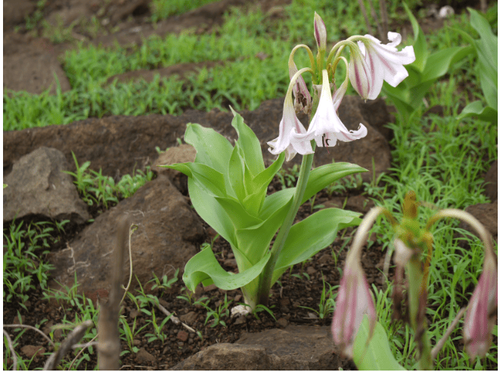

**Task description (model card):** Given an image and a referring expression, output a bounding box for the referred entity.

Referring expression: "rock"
[3,147,90,224]
[5,97,391,184]
[47,175,205,296]
[458,201,498,243]
[484,160,497,202]
[173,326,350,369]
[179,311,198,325]
[177,330,189,342]
[171,343,271,370]
[276,318,288,328]
[21,345,45,359]
[236,325,344,369]
[136,347,156,364]
[3,38,71,95]
[345,195,375,214]
[153,144,197,195]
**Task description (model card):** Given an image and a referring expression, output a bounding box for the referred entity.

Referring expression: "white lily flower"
[289,61,312,114]
[267,93,313,161]
[349,32,415,100]
[293,70,367,147]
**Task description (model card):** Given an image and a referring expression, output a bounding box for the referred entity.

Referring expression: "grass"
[3,0,498,369]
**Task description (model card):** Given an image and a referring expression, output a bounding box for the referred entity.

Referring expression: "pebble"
[136,348,156,363]
[21,345,45,359]
[177,330,189,342]
[277,318,288,328]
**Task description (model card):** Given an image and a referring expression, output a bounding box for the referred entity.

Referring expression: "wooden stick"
[98,216,130,370]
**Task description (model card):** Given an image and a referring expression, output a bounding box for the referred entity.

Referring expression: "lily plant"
[332,191,497,369]
[163,13,415,311]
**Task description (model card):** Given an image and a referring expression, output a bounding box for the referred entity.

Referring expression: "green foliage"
[457,8,498,123]
[64,152,154,208]
[151,0,219,22]
[165,110,363,308]
[3,220,56,308]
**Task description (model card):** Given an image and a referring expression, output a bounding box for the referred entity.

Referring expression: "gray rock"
[3,147,90,224]
[47,175,205,297]
[172,325,350,370]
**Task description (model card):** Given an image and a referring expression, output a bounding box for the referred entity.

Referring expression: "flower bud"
[314,12,327,53]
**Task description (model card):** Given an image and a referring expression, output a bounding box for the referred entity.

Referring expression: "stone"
[484,160,497,202]
[47,175,205,296]
[177,330,189,342]
[4,97,392,185]
[345,195,375,214]
[172,326,351,369]
[179,311,198,325]
[136,347,156,364]
[458,201,498,243]
[153,144,197,195]
[21,345,45,359]
[171,343,271,370]
[3,147,90,224]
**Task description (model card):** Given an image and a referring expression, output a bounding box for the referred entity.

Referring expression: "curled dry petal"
[463,258,498,359]
[289,61,312,114]
[267,94,313,161]
[332,255,377,358]
[349,32,415,100]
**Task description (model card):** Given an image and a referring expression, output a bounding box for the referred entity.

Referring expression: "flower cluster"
[268,13,415,161]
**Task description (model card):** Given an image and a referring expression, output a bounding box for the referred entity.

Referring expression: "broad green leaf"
[420,46,472,82]
[184,123,233,176]
[260,162,366,221]
[182,246,271,291]
[302,163,367,204]
[381,86,415,120]
[228,144,247,202]
[216,196,263,229]
[271,208,361,284]
[187,177,237,247]
[166,162,226,197]
[230,107,265,177]
[403,2,427,72]
[236,196,294,267]
[459,101,498,123]
[250,152,285,194]
[353,316,406,370]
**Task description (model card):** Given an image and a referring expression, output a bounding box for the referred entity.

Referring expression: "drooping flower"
[293,70,367,147]
[267,93,313,161]
[314,12,327,53]
[349,32,415,100]
[332,253,377,358]
[463,257,498,359]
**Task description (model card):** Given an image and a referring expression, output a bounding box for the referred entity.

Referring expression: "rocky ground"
[3,0,497,370]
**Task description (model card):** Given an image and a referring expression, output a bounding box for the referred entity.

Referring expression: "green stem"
[257,149,315,306]
[407,257,433,370]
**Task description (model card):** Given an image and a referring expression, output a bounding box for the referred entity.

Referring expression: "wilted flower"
[463,257,498,359]
[267,93,313,161]
[332,253,377,358]
[349,32,415,100]
[289,61,312,114]
[314,12,327,53]
[294,70,367,147]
